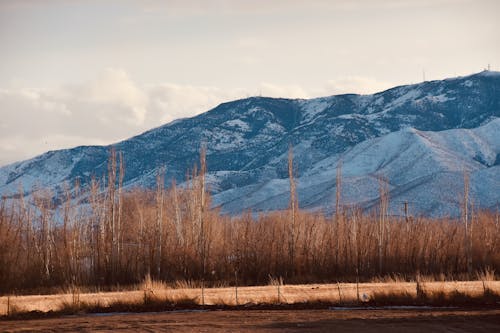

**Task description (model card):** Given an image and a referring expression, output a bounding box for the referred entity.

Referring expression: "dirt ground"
[2,308,500,332]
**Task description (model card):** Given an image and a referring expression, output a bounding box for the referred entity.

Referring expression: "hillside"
[1,70,499,216]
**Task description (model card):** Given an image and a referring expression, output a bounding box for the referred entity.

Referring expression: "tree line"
[0,148,499,294]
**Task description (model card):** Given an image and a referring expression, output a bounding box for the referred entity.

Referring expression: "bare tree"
[335,160,342,222]
[335,161,342,269]
[33,188,54,282]
[198,146,207,303]
[2,151,500,294]
[378,175,389,274]
[117,152,124,274]
[350,206,360,302]
[107,148,117,282]
[155,167,165,278]
[288,145,298,276]
[463,171,472,276]
[172,180,184,246]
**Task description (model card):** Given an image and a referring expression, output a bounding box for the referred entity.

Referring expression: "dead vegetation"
[1,278,500,318]
[0,148,499,303]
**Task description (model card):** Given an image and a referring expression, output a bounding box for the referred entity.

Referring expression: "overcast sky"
[0,0,499,166]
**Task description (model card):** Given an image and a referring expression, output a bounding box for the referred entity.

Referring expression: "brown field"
[2,308,500,332]
[2,281,499,315]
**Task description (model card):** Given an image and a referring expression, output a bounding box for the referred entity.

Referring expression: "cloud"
[147,84,246,124]
[77,68,149,124]
[137,0,472,16]
[236,37,266,49]
[323,76,394,95]
[0,69,246,165]
[258,83,310,99]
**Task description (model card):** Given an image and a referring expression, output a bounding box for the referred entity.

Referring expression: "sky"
[0,0,499,166]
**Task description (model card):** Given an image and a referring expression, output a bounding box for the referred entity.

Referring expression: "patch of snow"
[223,119,250,132]
[462,80,473,88]
[247,106,263,115]
[337,114,362,120]
[421,94,454,103]
[387,88,423,109]
[372,96,385,106]
[264,122,285,133]
[299,98,330,122]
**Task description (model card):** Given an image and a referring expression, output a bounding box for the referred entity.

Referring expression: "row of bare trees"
[0,149,499,293]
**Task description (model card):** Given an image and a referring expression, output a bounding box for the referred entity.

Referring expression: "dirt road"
[2,308,500,332]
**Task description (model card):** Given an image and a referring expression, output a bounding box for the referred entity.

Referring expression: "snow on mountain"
[0,71,499,216]
[218,118,499,216]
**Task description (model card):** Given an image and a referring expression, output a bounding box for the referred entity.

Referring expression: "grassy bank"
[2,278,500,319]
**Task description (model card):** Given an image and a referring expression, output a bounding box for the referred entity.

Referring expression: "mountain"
[1,71,499,216]
[219,119,499,217]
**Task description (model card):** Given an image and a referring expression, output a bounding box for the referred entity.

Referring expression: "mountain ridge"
[1,71,499,216]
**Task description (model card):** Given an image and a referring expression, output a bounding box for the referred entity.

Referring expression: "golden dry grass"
[1,280,499,316]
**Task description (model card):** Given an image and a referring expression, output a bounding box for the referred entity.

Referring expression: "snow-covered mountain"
[1,71,499,216]
[218,119,500,217]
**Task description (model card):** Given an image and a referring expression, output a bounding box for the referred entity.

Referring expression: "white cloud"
[137,0,473,16]
[65,68,149,125]
[147,84,246,124]
[0,69,246,165]
[258,83,310,99]
[323,76,394,95]
[236,37,266,49]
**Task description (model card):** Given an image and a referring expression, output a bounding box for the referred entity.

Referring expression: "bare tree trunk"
[288,145,297,277]
[463,171,472,276]
[117,152,124,277]
[108,148,117,283]
[71,179,81,286]
[18,185,33,279]
[198,146,207,304]
[335,161,342,221]
[172,180,184,246]
[63,183,73,284]
[156,167,165,278]
[89,177,104,286]
[351,206,360,302]
[378,176,389,275]
[34,190,53,282]
[335,161,342,270]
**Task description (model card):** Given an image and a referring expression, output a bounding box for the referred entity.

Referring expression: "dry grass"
[140,274,169,293]
[171,279,201,289]
[477,267,496,283]
[2,280,500,318]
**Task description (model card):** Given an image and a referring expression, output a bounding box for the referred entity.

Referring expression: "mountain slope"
[216,119,499,216]
[1,71,499,216]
